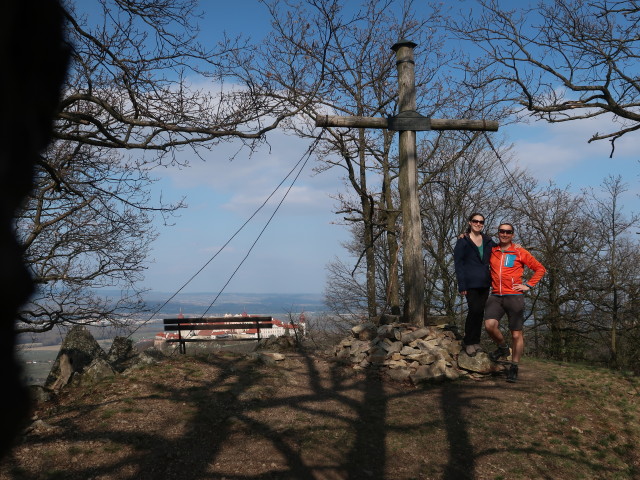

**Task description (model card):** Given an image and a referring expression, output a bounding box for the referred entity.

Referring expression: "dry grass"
[1,351,638,480]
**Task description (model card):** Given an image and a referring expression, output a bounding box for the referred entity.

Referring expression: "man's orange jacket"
[489,243,546,295]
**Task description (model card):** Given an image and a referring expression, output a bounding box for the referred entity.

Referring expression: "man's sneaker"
[489,344,510,362]
[506,363,519,383]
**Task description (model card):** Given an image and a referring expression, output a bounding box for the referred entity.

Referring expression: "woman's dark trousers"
[463,287,490,345]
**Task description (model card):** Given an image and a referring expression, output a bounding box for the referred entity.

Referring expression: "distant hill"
[142,292,326,316]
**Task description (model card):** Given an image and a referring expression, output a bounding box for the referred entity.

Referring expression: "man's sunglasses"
[470,219,484,224]
[498,229,513,234]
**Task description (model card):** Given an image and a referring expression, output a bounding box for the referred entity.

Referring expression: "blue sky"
[137,1,639,295]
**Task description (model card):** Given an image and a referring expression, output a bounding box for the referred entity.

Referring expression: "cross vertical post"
[392,40,424,326]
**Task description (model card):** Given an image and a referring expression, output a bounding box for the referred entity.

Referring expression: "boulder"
[407,352,437,365]
[258,335,297,352]
[409,365,432,384]
[457,351,499,374]
[426,359,448,383]
[45,325,107,391]
[387,368,411,382]
[369,347,387,365]
[107,336,137,373]
[71,358,115,386]
[28,385,53,405]
[123,348,165,372]
[349,340,372,357]
[400,346,421,356]
[257,352,286,365]
[381,341,403,354]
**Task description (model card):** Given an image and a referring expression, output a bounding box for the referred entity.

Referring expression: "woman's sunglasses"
[470,219,484,225]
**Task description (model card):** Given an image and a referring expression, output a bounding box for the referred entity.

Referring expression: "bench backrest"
[163,316,273,331]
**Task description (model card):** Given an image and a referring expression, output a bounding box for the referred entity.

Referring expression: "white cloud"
[222,184,333,215]
[154,125,345,220]
[507,114,639,184]
[511,140,582,180]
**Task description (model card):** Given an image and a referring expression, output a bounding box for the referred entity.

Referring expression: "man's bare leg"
[511,330,524,363]
[484,318,504,345]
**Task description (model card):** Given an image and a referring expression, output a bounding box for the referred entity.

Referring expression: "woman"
[453,213,495,356]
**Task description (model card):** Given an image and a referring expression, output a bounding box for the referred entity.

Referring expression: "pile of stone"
[333,322,502,385]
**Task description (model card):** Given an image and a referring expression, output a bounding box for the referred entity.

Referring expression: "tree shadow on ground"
[3,351,629,479]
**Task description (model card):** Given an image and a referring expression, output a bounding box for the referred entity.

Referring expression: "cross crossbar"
[316,114,498,132]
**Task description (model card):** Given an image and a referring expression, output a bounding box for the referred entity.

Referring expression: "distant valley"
[17,292,327,386]
[142,291,326,316]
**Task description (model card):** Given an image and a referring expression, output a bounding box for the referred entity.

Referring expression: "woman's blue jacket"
[453,234,495,292]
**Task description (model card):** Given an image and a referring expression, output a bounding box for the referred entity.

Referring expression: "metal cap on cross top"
[391,38,418,52]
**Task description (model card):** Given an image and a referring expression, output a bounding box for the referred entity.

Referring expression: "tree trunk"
[358,128,378,319]
[382,163,401,315]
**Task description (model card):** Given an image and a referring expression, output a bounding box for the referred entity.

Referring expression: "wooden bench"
[163,316,273,354]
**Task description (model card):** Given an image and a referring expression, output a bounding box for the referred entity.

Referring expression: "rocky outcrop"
[107,336,137,372]
[44,326,165,392]
[334,322,504,384]
[45,325,109,391]
[70,358,115,387]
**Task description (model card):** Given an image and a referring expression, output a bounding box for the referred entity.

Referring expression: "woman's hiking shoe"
[489,344,510,362]
[464,344,477,357]
[506,363,519,383]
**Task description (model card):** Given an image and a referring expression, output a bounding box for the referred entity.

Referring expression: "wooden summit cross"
[316,40,498,326]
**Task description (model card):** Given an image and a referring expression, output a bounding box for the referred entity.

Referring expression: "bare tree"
[507,175,640,368]
[324,255,370,322]
[258,0,462,319]
[17,0,305,333]
[582,175,639,367]
[418,132,520,317]
[15,143,170,333]
[610,242,640,373]
[514,183,589,361]
[323,214,404,328]
[449,1,640,367]
[451,0,640,155]
[60,0,294,154]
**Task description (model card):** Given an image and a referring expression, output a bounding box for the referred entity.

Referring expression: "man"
[484,223,545,383]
